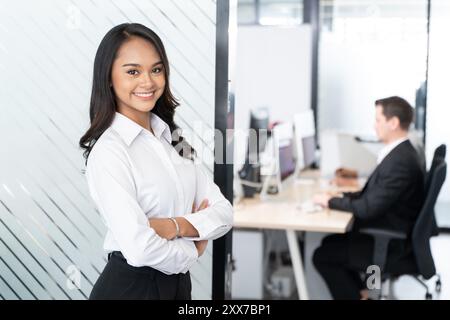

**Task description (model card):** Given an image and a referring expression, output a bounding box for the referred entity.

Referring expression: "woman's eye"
[152,67,163,74]
[127,69,139,76]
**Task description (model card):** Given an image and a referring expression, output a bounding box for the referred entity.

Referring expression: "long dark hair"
[79,23,194,161]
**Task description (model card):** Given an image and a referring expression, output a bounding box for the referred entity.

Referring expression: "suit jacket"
[329,140,425,236]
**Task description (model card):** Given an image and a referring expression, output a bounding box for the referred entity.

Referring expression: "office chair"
[426,144,446,193]
[427,144,446,237]
[360,159,447,300]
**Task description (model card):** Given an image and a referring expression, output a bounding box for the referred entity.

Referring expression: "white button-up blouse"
[85,112,233,275]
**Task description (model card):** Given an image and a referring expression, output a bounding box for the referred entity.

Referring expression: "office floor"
[388,233,450,300]
[304,202,450,300]
[255,233,450,300]
[233,203,450,300]
[390,202,450,300]
[436,202,450,228]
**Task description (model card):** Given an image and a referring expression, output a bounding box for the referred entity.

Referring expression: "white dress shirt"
[85,112,233,275]
[377,136,409,164]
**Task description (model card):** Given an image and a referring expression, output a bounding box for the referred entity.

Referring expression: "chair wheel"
[425,292,432,300]
[436,280,442,293]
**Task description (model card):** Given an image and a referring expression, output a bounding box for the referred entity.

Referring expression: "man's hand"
[193,199,209,257]
[335,167,358,179]
[313,193,332,208]
[331,176,360,188]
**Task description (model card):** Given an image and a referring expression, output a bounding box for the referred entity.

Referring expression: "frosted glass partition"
[0,0,217,300]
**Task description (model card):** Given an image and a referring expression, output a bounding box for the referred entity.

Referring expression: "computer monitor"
[238,107,270,197]
[293,110,317,171]
[247,107,270,164]
[273,122,296,181]
[301,136,316,168]
[259,122,296,198]
[278,142,296,180]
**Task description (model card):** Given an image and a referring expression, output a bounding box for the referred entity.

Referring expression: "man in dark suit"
[313,96,425,300]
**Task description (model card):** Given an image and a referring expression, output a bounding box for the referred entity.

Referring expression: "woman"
[79,23,233,300]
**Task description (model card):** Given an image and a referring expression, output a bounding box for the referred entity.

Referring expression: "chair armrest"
[359,228,407,272]
[360,228,407,240]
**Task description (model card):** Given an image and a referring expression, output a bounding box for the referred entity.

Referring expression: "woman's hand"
[147,199,210,241]
[194,239,208,257]
[193,199,209,257]
[148,218,178,240]
[192,199,209,213]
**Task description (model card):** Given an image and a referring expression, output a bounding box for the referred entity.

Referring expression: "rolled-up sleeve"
[183,164,233,241]
[86,142,197,274]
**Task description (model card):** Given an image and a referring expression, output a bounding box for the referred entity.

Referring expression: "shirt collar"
[150,112,173,144]
[111,112,172,146]
[377,136,409,164]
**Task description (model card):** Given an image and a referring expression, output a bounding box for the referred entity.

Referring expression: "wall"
[234,25,312,171]
[426,0,450,202]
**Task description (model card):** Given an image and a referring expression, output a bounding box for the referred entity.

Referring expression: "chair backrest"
[434,144,447,158]
[412,160,447,279]
[425,144,446,193]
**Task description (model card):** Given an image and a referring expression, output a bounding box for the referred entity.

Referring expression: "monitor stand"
[260,161,297,201]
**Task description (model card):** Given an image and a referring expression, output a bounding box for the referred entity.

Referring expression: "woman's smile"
[133,91,156,100]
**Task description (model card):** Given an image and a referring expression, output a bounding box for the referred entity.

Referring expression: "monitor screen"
[246,108,269,164]
[293,110,316,170]
[302,135,316,168]
[279,140,296,180]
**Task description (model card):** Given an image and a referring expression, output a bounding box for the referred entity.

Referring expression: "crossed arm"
[148,199,209,257]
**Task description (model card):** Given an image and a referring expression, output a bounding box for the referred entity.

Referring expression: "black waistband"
[107,251,190,278]
[108,251,126,261]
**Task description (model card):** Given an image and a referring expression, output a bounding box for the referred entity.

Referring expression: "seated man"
[313,96,425,300]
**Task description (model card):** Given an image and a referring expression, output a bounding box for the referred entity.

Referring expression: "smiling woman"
[111,36,166,129]
[79,23,233,300]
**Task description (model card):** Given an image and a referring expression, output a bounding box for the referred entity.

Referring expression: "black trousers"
[89,252,192,300]
[312,233,374,300]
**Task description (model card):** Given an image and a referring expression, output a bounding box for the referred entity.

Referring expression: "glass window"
[238,0,257,24]
[318,0,428,137]
[238,0,304,25]
[260,1,303,25]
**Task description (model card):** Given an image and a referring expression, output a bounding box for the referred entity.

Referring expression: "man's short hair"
[375,96,414,131]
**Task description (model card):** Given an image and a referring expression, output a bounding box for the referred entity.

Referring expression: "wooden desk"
[233,172,355,300]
